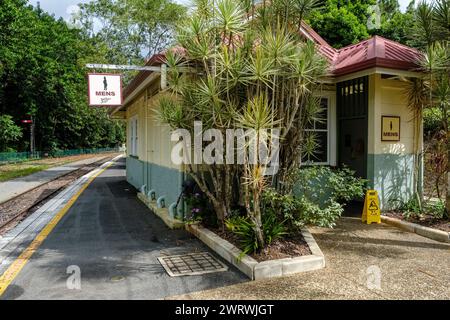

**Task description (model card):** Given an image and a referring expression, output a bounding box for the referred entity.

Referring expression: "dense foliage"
[308,0,417,48]
[75,0,187,65]
[0,0,126,152]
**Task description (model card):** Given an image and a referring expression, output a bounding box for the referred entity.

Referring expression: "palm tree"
[158,0,328,247]
[407,0,450,215]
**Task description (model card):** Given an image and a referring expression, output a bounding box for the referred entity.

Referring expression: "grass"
[0,164,50,182]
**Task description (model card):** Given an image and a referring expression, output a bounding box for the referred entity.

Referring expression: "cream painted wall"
[125,93,146,159]
[125,87,180,171]
[145,92,180,170]
[369,74,421,155]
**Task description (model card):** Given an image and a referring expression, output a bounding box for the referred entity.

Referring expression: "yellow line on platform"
[0,160,116,297]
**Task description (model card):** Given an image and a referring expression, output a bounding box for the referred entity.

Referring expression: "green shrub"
[296,197,344,228]
[423,107,446,137]
[225,211,286,255]
[266,166,366,229]
[398,197,422,220]
[424,200,446,219]
[292,166,366,204]
[394,197,447,220]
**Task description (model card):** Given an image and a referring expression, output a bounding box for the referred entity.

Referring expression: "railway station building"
[110,24,424,225]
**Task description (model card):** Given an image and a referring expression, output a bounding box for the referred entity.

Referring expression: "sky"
[29,0,414,21]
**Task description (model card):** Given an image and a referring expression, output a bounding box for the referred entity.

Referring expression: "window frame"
[129,115,138,157]
[302,92,336,166]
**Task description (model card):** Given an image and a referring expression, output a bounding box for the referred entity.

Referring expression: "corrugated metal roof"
[121,23,423,104]
[331,35,422,76]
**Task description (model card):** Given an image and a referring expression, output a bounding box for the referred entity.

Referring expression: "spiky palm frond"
[261,25,297,71]
[421,41,450,73]
[240,46,276,87]
[238,95,281,131]
[289,41,328,93]
[191,0,214,20]
[214,0,247,36]
[414,1,435,48]
[302,95,324,128]
[405,77,429,117]
[156,96,188,129]
[216,45,245,89]
[433,0,450,39]
[301,130,320,163]
[164,50,187,95]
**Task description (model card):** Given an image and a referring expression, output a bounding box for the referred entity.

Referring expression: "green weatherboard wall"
[367,153,417,210]
[126,156,183,208]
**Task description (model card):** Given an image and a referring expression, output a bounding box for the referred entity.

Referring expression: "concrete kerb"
[0,155,123,273]
[186,223,325,280]
[381,215,450,243]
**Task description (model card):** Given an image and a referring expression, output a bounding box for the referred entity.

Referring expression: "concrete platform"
[0,157,246,300]
[0,155,114,204]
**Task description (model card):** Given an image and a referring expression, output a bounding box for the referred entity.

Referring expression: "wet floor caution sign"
[362,190,381,224]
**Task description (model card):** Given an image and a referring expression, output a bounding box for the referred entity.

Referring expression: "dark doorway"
[337,76,368,179]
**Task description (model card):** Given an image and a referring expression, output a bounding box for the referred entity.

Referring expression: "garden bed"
[212,227,311,262]
[186,223,324,280]
[384,212,449,232]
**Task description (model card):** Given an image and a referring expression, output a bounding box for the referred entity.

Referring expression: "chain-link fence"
[0,147,121,164]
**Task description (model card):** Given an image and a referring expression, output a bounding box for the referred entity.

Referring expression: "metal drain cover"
[158,252,228,277]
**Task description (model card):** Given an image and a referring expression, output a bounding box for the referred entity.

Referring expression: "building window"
[129,116,138,156]
[303,98,329,164]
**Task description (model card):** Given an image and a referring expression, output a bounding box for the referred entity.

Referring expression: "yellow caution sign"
[362,190,381,224]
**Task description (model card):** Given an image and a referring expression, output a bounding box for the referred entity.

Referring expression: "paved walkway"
[0,155,115,204]
[0,157,246,300]
[169,217,450,300]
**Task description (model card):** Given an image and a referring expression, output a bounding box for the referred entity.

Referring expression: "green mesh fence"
[0,147,120,164]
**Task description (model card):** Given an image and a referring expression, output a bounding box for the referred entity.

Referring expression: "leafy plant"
[290,166,366,204]
[263,167,366,229]
[184,190,218,227]
[225,211,286,255]
[395,196,423,220]
[0,115,22,152]
[424,200,447,219]
[159,0,328,248]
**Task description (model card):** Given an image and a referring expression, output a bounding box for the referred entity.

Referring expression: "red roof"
[123,24,423,102]
[299,24,422,76]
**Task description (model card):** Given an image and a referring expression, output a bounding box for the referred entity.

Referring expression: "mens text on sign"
[88,73,123,107]
[381,116,400,141]
[362,190,381,224]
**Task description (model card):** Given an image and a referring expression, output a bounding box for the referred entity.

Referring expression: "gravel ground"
[168,217,450,300]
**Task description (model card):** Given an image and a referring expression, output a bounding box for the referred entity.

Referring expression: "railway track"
[0,155,117,234]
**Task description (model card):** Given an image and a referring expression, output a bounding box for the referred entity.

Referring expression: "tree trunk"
[446,168,450,218]
[252,192,265,249]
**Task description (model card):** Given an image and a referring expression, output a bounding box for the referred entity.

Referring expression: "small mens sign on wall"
[88,73,122,106]
[381,116,400,141]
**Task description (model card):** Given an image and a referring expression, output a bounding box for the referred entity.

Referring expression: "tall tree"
[307,0,377,48]
[75,0,187,65]
[0,0,125,152]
